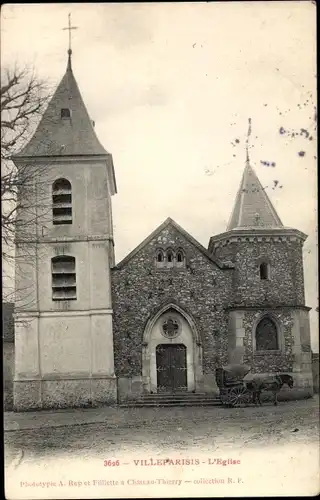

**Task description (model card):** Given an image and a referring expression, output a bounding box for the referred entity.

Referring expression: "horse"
[246,374,294,406]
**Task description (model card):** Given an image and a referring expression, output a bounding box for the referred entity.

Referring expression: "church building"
[12,52,313,410]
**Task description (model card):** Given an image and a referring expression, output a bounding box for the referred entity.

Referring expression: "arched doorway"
[142,304,203,393]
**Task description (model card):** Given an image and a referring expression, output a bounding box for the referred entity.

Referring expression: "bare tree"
[1,64,52,303]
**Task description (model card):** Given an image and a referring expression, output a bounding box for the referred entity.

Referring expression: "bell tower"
[13,47,118,410]
[208,152,313,397]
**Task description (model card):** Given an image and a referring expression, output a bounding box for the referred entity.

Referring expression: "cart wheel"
[228,386,251,407]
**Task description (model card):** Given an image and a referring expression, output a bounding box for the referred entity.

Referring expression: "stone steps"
[119,400,221,407]
[141,396,219,401]
[142,392,215,398]
[119,393,221,407]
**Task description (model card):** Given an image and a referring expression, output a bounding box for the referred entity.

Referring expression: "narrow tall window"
[157,251,164,262]
[51,256,76,300]
[155,249,164,268]
[259,262,269,280]
[166,250,174,267]
[52,178,72,225]
[255,317,278,351]
[165,249,175,268]
[176,249,185,267]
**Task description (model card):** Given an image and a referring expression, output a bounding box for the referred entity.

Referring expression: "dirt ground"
[5,396,319,464]
[4,397,319,498]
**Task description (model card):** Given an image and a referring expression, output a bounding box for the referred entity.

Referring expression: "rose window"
[162,317,180,339]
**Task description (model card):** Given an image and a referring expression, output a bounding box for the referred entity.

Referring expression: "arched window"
[52,178,72,225]
[51,256,76,300]
[166,249,174,267]
[157,251,164,262]
[155,249,165,268]
[155,248,186,269]
[255,316,279,351]
[259,262,269,280]
[176,249,185,267]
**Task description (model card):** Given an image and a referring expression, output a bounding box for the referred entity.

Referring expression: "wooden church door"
[156,344,187,392]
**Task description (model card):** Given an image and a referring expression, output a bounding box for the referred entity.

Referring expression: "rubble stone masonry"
[111,225,234,381]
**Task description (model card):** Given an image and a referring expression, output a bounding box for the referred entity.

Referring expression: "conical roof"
[227,162,283,230]
[16,54,108,157]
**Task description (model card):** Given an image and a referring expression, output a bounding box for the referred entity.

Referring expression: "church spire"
[227,119,283,230]
[16,63,108,157]
[15,14,111,159]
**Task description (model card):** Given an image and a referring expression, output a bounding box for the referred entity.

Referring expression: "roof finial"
[246,117,252,165]
[63,13,78,69]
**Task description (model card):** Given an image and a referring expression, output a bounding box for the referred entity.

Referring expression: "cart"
[215,363,252,407]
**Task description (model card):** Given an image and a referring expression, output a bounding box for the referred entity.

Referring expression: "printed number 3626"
[104,460,120,466]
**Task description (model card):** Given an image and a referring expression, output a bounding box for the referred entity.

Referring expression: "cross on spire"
[246,117,252,164]
[63,13,78,68]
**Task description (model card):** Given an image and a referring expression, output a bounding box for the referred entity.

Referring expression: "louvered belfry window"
[52,178,72,225]
[51,256,77,300]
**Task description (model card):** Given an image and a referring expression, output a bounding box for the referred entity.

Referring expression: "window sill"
[154,267,187,272]
[52,298,77,301]
[254,350,283,356]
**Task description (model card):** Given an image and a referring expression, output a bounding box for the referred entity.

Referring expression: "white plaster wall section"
[14,316,40,379]
[90,243,112,309]
[14,245,38,310]
[299,308,312,345]
[39,315,90,377]
[291,310,302,371]
[91,313,115,376]
[87,164,110,235]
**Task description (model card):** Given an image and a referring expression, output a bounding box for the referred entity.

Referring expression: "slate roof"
[16,54,109,158]
[227,163,283,230]
[114,217,234,270]
[3,302,14,343]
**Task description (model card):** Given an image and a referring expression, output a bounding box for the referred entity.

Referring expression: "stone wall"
[242,308,294,372]
[226,307,309,399]
[211,237,305,306]
[111,223,234,398]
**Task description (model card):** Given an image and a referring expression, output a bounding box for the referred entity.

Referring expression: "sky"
[1,2,318,350]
